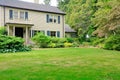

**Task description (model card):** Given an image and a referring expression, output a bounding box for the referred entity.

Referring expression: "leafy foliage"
[32,32,51,48]
[0,27,7,35]
[104,35,120,51]
[32,32,79,48]
[0,35,31,53]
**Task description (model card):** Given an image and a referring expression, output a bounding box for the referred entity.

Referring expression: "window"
[14,11,18,19]
[46,14,49,23]
[46,14,60,24]
[47,31,60,37]
[47,31,50,36]
[54,16,57,23]
[9,10,28,20]
[51,31,56,37]
[49,15,53,22]
[58,16,60,24]
[25,12,28,20]
[20,11,25,19]
[9,10,13,19]
[57,31,60,37]
[32,30,45,37]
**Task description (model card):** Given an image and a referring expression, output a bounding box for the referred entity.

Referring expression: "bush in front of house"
[32,32,80,48]
[0,35,31,53]
[0,27,7,35]
[32,32,51,48]
[104,35,120,51]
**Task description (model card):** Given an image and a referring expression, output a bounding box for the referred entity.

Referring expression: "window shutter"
[57,31,60,37]
[46,14,49,23]
[58,16,60,24]
[32,30,34,37]
[25,12,28,20]
[47,31,50,36]
[9,10,13,19]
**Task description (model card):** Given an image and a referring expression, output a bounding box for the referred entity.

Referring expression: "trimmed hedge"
[0,35,31,53]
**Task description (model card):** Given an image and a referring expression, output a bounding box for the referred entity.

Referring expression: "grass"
[0,48,120,80]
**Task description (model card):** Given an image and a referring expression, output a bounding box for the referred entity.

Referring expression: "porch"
[6,23,34,44]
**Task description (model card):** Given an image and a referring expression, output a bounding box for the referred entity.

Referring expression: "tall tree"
[92,0,120,37]
[58,0,120,38]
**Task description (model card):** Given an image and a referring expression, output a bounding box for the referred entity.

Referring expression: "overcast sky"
[21,0,58,6]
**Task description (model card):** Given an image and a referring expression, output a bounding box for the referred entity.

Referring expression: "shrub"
[48,43,56,48]
[92,38,105,48]
[0,35,31,53]
[50,37,60,43]
[59,38,67,43]
[104,35,120,51]
[56,43,64,48]
[32,32,51,48]
[67,38,74,43]
[64,42,73,47]
[0,27,7,35]
[81,42,91,47]
[32,33,80,48]
[72,42,80,47]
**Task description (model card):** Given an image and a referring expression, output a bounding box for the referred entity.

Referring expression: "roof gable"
[0,0,65,15]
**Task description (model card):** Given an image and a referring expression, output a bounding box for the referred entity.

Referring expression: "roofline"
[0,5,66,15]
[5,22,34,26]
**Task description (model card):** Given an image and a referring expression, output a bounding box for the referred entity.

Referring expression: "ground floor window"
[51,31,56,37]
[47,31,60,37]
[32,30,45,37]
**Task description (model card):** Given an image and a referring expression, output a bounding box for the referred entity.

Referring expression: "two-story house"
[0,0,65,44]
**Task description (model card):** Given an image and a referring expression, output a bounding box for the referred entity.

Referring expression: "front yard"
[0,48,120,80]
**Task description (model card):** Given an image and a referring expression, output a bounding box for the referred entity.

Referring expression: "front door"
[15,27,23,38]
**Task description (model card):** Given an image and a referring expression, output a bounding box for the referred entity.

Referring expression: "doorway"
[15,27,23,38]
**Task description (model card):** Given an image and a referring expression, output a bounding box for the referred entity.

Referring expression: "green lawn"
[0,48,120,80]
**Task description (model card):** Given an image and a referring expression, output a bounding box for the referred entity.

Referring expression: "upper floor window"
[9,10,28,20]
[46,14,60,24]
[58,16,60,24]
[9,10,13,19]
[54,16,57,23]
[49,15,53,22]
[25,12,28,20]
[14,11,18,19]
[20,11,24,19]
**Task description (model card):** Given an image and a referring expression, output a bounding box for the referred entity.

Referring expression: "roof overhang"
[0,5,66,15]
[5,22,34,26]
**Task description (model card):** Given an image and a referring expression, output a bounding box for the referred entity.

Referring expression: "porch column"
[26,27,28,44]
[7,25,10,36]
[13,26,15,36]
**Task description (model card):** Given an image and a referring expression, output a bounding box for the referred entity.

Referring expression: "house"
[65,24,77,38]
[0,0,65,44]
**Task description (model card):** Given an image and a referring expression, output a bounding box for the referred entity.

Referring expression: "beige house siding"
[0,6,65,44]
[4,7,64,38]
[0,6,4,26]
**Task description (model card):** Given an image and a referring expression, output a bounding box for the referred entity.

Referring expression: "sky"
[21,0,58,6]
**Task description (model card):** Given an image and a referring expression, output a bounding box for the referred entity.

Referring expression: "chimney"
[34,0,39,4]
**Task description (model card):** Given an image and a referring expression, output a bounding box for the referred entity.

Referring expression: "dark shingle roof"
[65,24,76,33]
[0,0,65,15]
